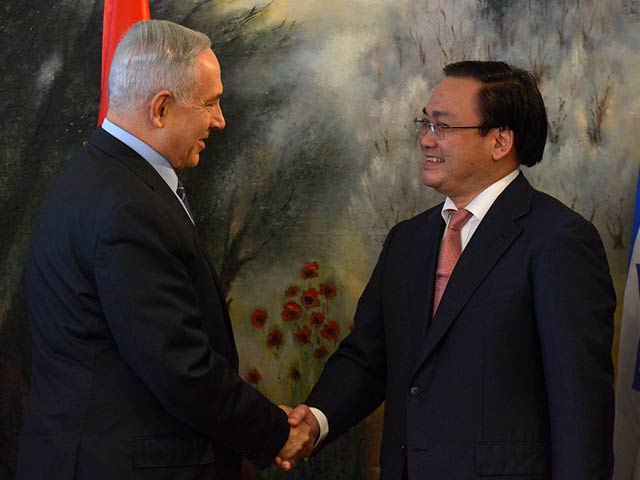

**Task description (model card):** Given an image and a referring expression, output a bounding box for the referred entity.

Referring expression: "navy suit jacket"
[17,128,289,480]
[307,173,615,479]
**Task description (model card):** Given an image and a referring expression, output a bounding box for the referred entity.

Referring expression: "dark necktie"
[176,180,193,219]
[432,209,472,316]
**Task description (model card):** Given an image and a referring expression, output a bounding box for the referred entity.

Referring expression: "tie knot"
[447,209,472,231]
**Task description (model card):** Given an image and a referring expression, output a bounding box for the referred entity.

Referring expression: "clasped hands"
[274,404,320,471]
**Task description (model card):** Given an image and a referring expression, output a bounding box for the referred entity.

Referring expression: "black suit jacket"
[17,128,289,480]
[307,173,615,479]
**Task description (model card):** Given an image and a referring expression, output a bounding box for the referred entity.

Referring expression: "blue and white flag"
[614,167,640,480]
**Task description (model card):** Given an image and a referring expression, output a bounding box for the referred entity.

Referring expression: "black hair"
[443,60,548,167]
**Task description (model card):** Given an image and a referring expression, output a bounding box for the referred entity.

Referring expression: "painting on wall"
[0,0,638,478]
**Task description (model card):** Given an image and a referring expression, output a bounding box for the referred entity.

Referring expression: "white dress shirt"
[440,168,520,250]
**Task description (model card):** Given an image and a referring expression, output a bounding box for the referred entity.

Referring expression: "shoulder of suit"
[394,202,443,229]
[377,203,444,248]
[523,189,603,248]
[530,189,594,226]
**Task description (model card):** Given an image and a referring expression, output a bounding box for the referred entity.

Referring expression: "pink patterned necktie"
[432,209,473,316]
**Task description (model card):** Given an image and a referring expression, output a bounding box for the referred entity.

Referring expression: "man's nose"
[210,104,225,130]
[419,130,437,148]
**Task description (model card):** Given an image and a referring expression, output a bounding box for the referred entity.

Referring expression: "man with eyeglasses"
[285,61,615,479]
[17,20,313,480]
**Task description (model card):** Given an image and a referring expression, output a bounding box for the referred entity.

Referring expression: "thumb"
[287,404,309,426]
[278,405,292,420]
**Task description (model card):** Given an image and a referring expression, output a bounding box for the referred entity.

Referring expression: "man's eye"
[436,122,449,129]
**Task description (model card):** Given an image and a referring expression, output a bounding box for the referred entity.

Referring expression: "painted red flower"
[321,321,340,341]
[300,261,319,280]
[294,325,312,345]
[281,301,302,321]
[313,346,328,359]
[267,329,284,349]
[309,311,325,328]
[247,367,261,384]
[289,365,301,381]
[301,288,320,309]
[250,309,268,329]
[285,285,299,297]
[319,283,337,299]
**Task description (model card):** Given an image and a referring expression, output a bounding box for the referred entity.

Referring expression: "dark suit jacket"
[307,173,615,480]
[17,128,289,480]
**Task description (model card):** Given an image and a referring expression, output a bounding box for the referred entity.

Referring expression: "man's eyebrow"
[423,107,452,120]
[205,92,222,103]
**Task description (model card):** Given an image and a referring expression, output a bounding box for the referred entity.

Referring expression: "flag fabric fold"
[98,0,150,125]
[614,167,640,480]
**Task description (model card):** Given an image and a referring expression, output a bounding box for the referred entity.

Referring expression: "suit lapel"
[407,208,445,349]
[89,128,195,229]
[413,174,534,375]
[89,129,238,365]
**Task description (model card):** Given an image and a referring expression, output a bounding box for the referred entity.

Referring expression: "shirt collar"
[441,169,520,222]
[101,118,179,193]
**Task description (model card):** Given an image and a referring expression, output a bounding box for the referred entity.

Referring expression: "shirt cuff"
[308,407,329,446]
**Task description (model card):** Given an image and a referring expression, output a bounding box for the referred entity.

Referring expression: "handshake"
[274,404,320,471]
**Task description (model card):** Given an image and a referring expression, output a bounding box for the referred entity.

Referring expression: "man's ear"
[492,127,515,161]
[149,90,172,128]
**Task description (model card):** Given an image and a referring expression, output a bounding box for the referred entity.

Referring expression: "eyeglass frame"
[414,107,498,138]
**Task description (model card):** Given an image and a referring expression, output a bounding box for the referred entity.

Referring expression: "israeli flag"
[614,167,640,480]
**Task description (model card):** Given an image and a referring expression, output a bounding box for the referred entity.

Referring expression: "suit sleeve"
[94,200,289,468]
[533,218,615,479]
[306,224,400,443]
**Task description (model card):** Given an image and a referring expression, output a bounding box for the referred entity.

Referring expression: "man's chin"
[421,171,439,188]
[184,154,201,169]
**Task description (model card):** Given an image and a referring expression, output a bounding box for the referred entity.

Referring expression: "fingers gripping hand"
[274,404,319,471]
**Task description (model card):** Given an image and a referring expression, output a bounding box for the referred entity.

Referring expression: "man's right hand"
[274,404,318,471]
[286,404,321,439]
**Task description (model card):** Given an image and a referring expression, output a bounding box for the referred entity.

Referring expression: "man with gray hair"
[17,20,311,479]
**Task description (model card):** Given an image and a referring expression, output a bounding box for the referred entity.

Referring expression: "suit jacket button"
[409,386,420,397]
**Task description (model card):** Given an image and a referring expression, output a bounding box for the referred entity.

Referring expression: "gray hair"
[108,20,211,112]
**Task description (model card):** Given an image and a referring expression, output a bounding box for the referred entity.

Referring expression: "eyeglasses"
[414,109,495,139]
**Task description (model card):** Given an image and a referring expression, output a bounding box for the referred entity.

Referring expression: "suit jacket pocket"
[17,433,80,479]
[133,435,215,468]
[475,441,549,476]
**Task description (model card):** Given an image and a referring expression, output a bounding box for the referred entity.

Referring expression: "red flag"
[98,0,150,125]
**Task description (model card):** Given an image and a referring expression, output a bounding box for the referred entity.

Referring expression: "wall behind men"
[1,0,638,479]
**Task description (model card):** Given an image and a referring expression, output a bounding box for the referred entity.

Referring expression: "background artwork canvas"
[1,1,638,479]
